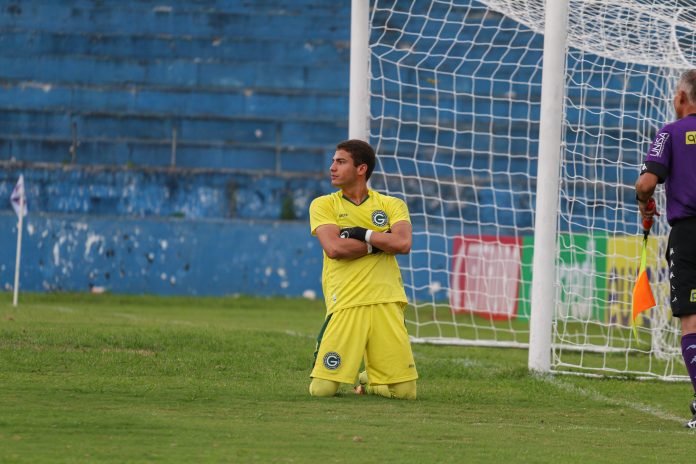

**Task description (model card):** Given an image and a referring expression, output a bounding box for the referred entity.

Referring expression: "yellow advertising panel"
[605,235,668,327]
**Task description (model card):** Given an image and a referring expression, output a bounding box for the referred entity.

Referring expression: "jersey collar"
[340,189,371,206]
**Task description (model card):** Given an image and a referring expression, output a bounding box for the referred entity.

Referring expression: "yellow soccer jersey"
[309,189,410,314]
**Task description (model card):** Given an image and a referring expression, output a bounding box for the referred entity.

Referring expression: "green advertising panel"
[518,234,607,321]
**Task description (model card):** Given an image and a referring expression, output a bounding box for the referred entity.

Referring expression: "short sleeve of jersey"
[386,196,411,227]
[641,127,671,183]
[309,196,336,236]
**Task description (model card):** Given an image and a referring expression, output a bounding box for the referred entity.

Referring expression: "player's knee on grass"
[366,380,417,400]
[309,378,340,397]
[390,380,417,399]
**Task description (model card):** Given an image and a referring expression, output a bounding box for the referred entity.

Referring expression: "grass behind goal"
[409,304,686,379]
[1,293,693,463]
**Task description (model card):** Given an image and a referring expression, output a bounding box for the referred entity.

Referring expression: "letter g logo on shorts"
[323,352,341,370]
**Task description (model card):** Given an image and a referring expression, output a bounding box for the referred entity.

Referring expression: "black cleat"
[685,399,696,429]
[686,416,696,429]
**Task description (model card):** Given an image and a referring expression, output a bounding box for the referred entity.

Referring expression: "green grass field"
[1,292,694,463]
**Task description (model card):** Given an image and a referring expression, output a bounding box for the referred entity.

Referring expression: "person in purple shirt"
[636,69,696,428]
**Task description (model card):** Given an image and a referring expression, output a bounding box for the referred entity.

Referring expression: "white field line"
[111,312,141,321]
[543,376,684,424]
[284,330,314,339]
[413,353,686,425]
[29,306,320,339]
[34,304,77,313]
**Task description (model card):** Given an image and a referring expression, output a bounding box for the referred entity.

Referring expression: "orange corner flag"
[632,268,655,323]
[633,198,658,338]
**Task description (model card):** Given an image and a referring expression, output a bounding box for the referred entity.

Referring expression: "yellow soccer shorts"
[311,302,418,385]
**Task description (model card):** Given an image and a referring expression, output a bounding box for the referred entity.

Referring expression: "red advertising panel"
[450,235,523,320]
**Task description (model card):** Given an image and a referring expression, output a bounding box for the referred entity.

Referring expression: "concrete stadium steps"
[0,55,347,91]
[0,0,350,174]
[0,137,328,173]
[0,82,346,119]
[0,165,329,220]
[0,3,348,39]
[5,0,348,17]
[0,110,346,149]
[0,107,341,172]
[0,31,349,65]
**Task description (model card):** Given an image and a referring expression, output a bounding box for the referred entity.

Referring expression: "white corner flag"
[10,174,27,218]
[10,175,27,307]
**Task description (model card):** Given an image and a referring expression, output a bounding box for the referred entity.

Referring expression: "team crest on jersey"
[323,352,341,370]
[371,210,388,227]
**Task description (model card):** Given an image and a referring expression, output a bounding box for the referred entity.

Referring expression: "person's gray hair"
[678,69,696,103]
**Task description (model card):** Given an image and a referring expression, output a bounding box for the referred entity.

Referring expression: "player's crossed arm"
[315,221,411,259]
[340,221,411,255]
[364,220,411,255]
[315,224,370,260]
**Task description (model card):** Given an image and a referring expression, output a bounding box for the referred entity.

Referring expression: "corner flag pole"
[11,176,26,307]
[13,190,24,307]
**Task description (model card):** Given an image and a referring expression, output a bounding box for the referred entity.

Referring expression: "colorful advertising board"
[606,235,666,327]
[518,234,607,321]
[450,233,667,325]
[450,235,523,320]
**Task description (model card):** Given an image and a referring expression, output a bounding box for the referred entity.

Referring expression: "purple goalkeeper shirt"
[641,113,696,225]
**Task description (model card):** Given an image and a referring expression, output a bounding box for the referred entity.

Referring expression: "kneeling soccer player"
[308,139,417,399]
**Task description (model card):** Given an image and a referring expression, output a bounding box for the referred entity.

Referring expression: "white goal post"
[350,0,695,380]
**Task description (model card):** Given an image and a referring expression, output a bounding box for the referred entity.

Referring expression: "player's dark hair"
[336,139,376,180]
[679,69,696,104]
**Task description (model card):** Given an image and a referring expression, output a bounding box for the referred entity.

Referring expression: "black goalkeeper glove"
[339,227,367,241]
[339,227,382,254]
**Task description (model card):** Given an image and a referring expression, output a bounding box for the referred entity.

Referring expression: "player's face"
[330,149,365,187]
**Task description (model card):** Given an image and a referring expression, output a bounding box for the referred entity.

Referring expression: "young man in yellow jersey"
[308,139,418,399]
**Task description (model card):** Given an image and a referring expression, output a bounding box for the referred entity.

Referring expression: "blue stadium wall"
[0,212,323,296]
[0,0,354,297]
[0,208,435,298]
[0,165,335,296]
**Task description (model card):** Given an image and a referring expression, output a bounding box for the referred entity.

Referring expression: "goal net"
[366,0,696,379]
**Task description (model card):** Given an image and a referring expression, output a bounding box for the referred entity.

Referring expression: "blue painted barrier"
[0,212,324,297]
[0,213,446,303]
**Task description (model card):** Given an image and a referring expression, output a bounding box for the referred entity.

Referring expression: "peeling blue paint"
[0,212,323,296]
[0,210,448,302]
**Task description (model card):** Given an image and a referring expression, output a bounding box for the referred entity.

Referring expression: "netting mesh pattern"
[368,0,693,379]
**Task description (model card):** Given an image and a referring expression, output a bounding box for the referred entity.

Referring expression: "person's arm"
[339,221,412,255]
[636,126,670,222]
[315,224,368,260]
[367,221,411,255]
[635,172,658,221]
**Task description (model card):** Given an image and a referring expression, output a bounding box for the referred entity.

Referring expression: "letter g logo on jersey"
[323,352,341,370]
[372,210,388,227]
